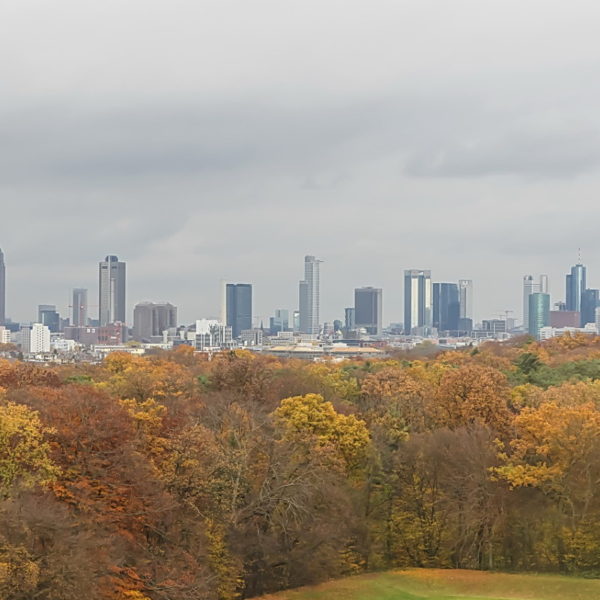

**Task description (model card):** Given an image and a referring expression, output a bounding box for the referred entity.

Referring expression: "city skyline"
[4,3,600,328]
[0,247,598,329]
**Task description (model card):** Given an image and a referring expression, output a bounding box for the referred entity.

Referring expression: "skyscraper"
[344,307,356,331]
[432,282,460,332]
[458,279,473,321]
[581,288,599,326]
[99,255,126,326]
[269,309,289,335]
[0,249,5,325]
[226,283,252,338]
[299,255,322,335]
[566,263,586,312]
[72,288,88,327]
[404,269,432,335]
[529,292,550,339]
[523,275,541,331]
[133,302,178,341]
[354,287,382,335]
[38,305,60,333]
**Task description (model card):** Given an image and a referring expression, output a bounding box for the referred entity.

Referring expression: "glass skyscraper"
[581,288,599,326]
[528,292,550,339]
[404,269,432,335]
[432,282,460,332]
[354,287,383,335]
[226,283,252,339]
[566,263,586,312]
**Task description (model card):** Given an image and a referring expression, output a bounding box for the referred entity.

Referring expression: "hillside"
[258,569,600,600]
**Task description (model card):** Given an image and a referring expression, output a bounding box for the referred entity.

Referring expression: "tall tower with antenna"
[566,251,586,313]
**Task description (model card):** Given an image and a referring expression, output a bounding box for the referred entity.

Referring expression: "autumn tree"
[0,399,58,497]
[432,365,512,432]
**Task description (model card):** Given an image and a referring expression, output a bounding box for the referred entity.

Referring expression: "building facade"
[523,275,542,331]
[226,283,252,338]
[133,302,178,341]
[529,292,550,339]
[21,323,51,354]
[566,263,586,313]
[344,307,356,332]
[432,282,460,332]
[193,319,233,350]
[299,255,322,335]
[549,310,580,328]
[404,269,432,335]
[581,288,599,326]
[458,279,473,321]
[99,255,126,326]
[269,309,289,335]
[354,287,382,335]
[72,288,88,327]
[38,305,60,333]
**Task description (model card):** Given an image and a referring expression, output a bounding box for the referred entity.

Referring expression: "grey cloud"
[405,118,600,178]
[5,1,600,324]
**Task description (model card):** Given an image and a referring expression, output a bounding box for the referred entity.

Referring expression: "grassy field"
[257,568,600,600]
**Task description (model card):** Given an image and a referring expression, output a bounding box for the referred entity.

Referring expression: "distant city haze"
[3,1,600,324]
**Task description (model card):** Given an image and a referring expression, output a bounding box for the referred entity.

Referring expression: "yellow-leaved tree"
[273,393,370,470]
[495,400,600,569]
[0,398,58,498]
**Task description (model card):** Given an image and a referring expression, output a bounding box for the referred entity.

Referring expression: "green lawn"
[257,569,600,600]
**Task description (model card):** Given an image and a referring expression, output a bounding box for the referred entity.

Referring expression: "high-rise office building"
[133,302,178,341]
[581,288,599,326]
[299,255,322,335]
[269,309,289,335]
[523,275,541,331]
[0,249,5,325]
[38,305,60,333]
[539,274,549,294]
[566,263,586,312]
[432,283,460,332]
[99,255,126,326]
[458,279,473,321]
[529,292,550,339]
[226,283,252,338]
[404,269,432,335]
[354,287,382,335]
[344,307,356,331]
[72,288,88,327]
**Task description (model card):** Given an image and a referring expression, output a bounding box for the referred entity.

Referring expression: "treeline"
[3,334,600,598]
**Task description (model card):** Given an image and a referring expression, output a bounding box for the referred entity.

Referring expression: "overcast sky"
[3,0,600,325]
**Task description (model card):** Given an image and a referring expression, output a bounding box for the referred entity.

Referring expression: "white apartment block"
[0,326,10,344]
[21,323,51,353]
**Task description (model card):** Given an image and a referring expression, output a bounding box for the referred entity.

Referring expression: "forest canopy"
[3,333,600,598]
